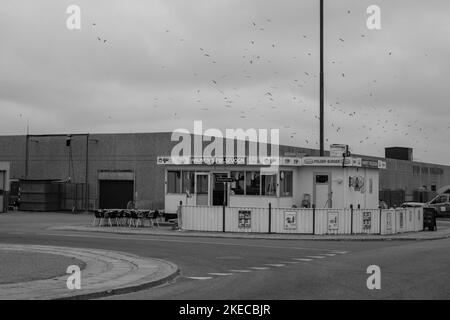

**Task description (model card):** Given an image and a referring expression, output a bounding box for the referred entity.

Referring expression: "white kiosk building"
[157,144,424,236]
[159,145,386,215]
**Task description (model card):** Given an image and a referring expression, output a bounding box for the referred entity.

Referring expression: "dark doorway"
[99,180,134,209]
[213,173,228,206]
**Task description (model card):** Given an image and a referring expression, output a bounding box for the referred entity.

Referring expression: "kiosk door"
[0,171,4,212]
[195,173,209,206]
[314,173,332,208]
[212,173,228,206]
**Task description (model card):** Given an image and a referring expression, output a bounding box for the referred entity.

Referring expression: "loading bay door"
[99,180,134,209]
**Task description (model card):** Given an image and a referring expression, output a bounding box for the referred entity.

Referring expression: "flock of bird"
[18,10,444,160]
[140,14,438,156]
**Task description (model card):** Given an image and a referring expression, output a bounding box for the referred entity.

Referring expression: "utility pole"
[319,0,324,156]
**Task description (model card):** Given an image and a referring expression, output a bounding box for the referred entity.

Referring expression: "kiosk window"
[167,171,181,193]
[262,174,277,196]
[182,171,195,194]
[231,171,245,195]
[196,175,209,194]
[246,171,261,195]
[316,175,329,184]
[280,171,293,197]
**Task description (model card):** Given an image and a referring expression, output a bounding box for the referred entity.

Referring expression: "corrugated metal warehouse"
[0,132,449,212]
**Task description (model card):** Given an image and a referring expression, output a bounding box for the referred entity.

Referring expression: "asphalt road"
[1,212,449,299]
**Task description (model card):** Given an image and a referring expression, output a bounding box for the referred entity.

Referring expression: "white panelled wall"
[180,205,424,235]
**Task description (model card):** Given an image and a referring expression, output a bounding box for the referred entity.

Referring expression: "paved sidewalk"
[0,244,178,300]
[49,224,450,241]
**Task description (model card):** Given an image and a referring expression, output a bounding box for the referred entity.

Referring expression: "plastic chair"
[129,210,138,227]
[104,210,113,227]
[92,210,102,226]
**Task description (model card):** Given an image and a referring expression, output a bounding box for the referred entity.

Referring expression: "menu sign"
[238,210,251,229]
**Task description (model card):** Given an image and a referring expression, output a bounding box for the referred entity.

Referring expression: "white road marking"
[293,258,313,262]
[40,232,335,251]
[187,277,212,280]
[249,267,270,270]
[332,251,349,254]
[322,253,336,256]
[208,273,234,276]
[306,255,326,259]
[228,269,252,273]
[264,264,286,267]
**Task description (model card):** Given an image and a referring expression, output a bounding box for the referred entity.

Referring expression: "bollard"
[177,200,182,230]
[379,208,382,235]
[312,204,316,235]
[350,204,354,234]
[268,203,272,234]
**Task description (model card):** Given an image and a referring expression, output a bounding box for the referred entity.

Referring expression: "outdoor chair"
[147,210,160,227]
[104,210,113,227]
[117,210,126,226]
[129,210,138,227]
[135,210,146,228]
[92,210,103,226]
[110,210,121,226]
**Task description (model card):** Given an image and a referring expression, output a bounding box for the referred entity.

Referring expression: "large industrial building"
[0,132,449,212]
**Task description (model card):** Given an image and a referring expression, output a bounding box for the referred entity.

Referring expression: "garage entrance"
[0,171,5,212]
[99,180,134,209]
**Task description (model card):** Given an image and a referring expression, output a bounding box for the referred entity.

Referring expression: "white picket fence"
[180,205,424,235]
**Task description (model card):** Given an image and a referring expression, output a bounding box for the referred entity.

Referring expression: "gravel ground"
[0,250,86,284]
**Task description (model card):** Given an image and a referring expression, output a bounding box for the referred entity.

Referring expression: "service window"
[231,171,245,195]
[316,174,329,184]
[246,171,260,195]
[196,174,208,194]
[280,171,293,197]
[262,174,277,196]
[167,171,181,193]
[182,171,195,194]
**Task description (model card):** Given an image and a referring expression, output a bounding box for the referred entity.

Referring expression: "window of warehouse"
[280,171,293,197]
[262,174,277,196]
[182,171,195,194]
[231,171,245,195]
[167,171,181,193]
[246,171,260,195]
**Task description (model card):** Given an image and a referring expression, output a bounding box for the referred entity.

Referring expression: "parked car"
[401,194,450,217]
[400,202,426,208]
[427,194,450,217]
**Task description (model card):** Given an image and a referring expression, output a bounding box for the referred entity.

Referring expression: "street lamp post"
[319,0,324,156]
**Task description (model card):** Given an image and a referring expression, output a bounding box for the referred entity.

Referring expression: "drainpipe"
[24,134,29,179]
[85,134,89,211]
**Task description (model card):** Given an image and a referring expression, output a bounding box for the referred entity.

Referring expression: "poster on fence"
[386,212,392,232]
[363,211,372,230]
[238,210,251,229]
[327,211,339,231]
[284,211,297,230]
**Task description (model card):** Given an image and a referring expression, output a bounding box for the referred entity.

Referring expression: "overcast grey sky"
[1,0,449,164]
